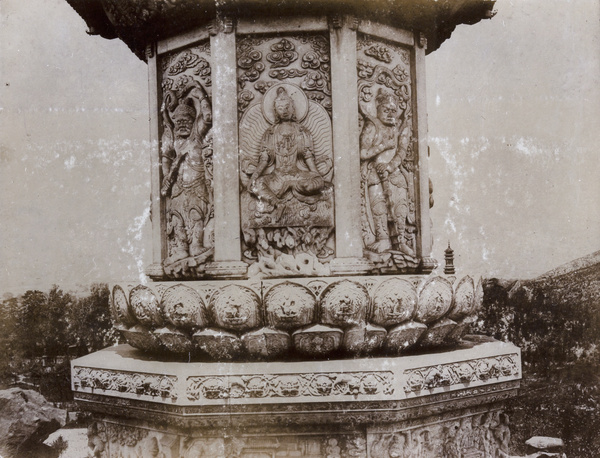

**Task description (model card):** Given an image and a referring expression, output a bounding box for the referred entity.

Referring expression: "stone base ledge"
[72,337,520,424]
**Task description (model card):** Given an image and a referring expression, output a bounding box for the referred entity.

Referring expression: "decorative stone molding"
[403,353,520,393]
[111,274,484,359]
[71,339,520,417]
[84,405,510,457]
[72,367,178,400]
[186,371,394,400]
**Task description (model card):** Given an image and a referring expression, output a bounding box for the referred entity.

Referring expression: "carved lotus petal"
[129,285,162,327]
[371,278,417,327]
[154,326,194,354]
[292,324,343,357]
[111,285,137,327]
[241,327,291,359]
[209,285,262,333]
[192,328,243,361]
[384,321,427,354]
[264,282,316,331]
[121,325,164,353]
[320,280,369,328]
[445,314,477,344]
[415,276,453,324]
[343,324,387,356]
[417,317,457,348]
[449,276,475,320]
[161,284,206,330]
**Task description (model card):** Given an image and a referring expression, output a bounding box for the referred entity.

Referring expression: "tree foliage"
[0,283,118,388]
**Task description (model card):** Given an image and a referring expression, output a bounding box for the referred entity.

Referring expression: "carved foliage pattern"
[404,354,520,393]
[72,367,178,400]
[186,371,394,400]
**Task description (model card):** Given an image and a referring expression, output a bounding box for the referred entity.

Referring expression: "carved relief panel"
[237,34,335,277]
[357,34,418,273]
[368,410,511,458]
[158,42,214,279]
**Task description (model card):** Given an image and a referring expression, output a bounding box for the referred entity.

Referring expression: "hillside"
[477,250,600,457]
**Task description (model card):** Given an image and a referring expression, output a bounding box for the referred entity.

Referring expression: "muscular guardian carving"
[360,88,415,256]
[160,82,213,270]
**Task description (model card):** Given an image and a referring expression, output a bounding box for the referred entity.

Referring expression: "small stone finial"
[209,16,235,35]
[348,16,360,31]
[329,14,343,29]
[144,43,155,59]
[418,32,428,49]
[444,242,456,275]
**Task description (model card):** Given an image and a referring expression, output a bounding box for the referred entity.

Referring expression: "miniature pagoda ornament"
[444,241,456,275]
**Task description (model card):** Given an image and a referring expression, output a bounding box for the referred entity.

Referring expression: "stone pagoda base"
[73,336,519,457]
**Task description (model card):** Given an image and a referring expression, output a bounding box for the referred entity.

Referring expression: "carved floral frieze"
[186,371,394,400]
[369,409,511,458]
[85,407,510,457]
[72,367,178,400]
[403,353,520,393]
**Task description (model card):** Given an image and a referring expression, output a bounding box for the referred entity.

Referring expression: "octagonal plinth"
[74,337,519,457]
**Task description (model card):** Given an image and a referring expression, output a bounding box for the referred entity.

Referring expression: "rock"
[0,388,65,455]
[525,436,565,451]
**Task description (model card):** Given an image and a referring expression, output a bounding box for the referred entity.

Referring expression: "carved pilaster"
[413,31,435,270]
[329,16,372,275]
[205,16,248,278]
[146,40,165,280]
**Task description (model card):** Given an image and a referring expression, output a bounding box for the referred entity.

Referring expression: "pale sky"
[1,0,599,293]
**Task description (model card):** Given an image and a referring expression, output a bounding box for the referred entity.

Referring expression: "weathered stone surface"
[241,327,291,359]
[154,326,195,354]
[384,321,427,353]
[0,389,65,454]
[111,284,136,327]
[121,324,165,353]
[416,276,454,323]
[449,275,475,320]
[208,284,262,333]
[370,278,417,327]
[525,436,565,451]
[113,276,484,358]
[161,283,206,329]
[418,317,457,348]
[292,324,343,357]
[343,323,387,356]
[320,280,369,329]
[264,282,316,331]
[129,285,162,327]
[192,328,243,360]
[445,314,477,344]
